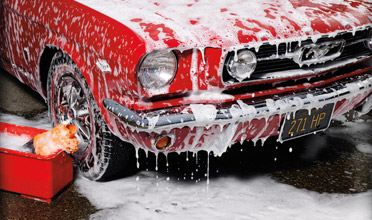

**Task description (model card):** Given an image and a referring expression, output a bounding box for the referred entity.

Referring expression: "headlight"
[138,50,177,90]
[227,50,257,82]
[365,30,372,51]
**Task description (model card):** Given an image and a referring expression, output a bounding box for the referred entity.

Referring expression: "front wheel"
[47,51,133,180]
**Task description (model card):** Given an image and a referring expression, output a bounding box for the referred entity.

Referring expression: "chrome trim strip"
[104,73,372,132]
[255,38,368,63]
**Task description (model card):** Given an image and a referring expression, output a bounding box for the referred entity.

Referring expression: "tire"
[47,51,133,181]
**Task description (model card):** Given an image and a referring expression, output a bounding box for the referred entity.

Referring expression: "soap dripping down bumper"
[103,73,372,155]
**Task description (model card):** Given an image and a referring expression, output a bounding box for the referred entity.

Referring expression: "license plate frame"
[279,103,335,142]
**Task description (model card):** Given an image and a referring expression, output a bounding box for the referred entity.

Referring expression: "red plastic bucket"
[0,122,73,203]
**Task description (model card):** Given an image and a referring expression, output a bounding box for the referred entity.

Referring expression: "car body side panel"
[0,0,148,122]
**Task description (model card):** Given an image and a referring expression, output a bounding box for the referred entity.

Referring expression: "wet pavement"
[274,156,371,194]
[0,183,97,220]
[0,69,47,118]
[0,67,371,219]
[272,132,372,194]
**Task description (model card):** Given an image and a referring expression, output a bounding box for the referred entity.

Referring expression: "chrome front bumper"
[103,74,372,132]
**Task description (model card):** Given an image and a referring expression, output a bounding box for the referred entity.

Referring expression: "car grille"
[222,28,372,85]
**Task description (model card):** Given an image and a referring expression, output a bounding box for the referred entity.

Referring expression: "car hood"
[77,0,372,51]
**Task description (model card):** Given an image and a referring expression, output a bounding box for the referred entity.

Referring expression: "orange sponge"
[33,124,79,156]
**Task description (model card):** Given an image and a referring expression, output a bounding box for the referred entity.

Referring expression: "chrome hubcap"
[56,75,91,161]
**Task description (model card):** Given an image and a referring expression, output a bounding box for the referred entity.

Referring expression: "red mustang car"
[1,0,371,180]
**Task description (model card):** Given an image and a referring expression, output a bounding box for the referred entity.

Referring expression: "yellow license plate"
[280,103,335,141]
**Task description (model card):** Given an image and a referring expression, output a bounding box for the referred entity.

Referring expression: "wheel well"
[39,46,61,93]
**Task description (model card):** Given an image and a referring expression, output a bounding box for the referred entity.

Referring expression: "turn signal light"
[155,135,172,150]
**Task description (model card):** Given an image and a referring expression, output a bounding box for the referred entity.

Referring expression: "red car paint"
[0,0,372,155]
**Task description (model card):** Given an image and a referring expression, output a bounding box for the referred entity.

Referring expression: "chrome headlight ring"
[227,49,257,82]
[365,29,372,51]
[138,50,178,91]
